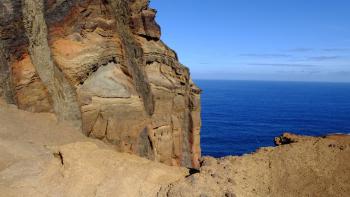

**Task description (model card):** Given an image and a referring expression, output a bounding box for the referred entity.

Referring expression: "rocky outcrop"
[2,1,348,196]
[165,133,350,197]
[1,103,349,197]
[0,102,188,197]
[0,0,201,168]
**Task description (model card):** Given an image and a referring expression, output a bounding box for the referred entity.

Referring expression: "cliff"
[0,0,201,168]
[1,1,350,197]
[1,102,349,197]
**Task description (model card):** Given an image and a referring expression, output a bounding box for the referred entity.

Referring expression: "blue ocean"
[196,80,350,157]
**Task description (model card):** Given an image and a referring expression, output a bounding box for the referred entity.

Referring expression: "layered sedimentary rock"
[0,0,201,168]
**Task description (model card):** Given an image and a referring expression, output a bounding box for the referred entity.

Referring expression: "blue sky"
[150,0,350,82]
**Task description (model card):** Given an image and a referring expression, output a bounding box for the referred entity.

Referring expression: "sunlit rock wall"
[0,0,201,168]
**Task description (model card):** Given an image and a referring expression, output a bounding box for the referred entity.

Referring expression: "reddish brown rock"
[11,54,52,112]
[0,0,201,168]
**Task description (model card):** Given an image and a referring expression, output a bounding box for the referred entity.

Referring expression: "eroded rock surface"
[0,0,201,168]
[2,1,349,196]
[1,103,349,197]
[165,133,350,197]
[0,102,188,197]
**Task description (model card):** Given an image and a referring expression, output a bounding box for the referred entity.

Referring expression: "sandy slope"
[0,101,188,197]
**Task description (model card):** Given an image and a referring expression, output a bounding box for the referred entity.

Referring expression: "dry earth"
[0,101,188,197]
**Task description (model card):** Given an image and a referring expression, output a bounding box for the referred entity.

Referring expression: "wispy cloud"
[247,63,316,68]
[287,48,314,52]
[240,53,291,58]
[331,70,350,76]
[307,56,341,61]
[307,70,322,75]
[322,48,350,52]
[275,70,321,75]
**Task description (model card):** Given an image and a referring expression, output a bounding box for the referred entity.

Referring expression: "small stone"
[225,192,236,197]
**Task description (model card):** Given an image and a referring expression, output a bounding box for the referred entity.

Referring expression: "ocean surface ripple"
[196,80,350,157]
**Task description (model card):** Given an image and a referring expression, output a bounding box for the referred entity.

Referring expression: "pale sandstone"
[0,102,188,197]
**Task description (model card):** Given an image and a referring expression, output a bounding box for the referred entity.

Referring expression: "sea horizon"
[196,79,350,157]
[193,78,350,84]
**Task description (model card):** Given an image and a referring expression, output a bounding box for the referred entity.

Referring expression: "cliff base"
[0,102,349,197]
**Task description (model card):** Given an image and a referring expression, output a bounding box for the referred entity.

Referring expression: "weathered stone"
[10,54,52,112]
[165,134,350,197]
[0,104,188,197]
[0,41,14,103]
[22,0,82,126]
[0,0,201,168]
[79,63,131,99]
[131,8,161,40]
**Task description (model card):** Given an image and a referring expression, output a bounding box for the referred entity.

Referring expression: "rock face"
[0,0,201,168]
[2,1,349,196]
